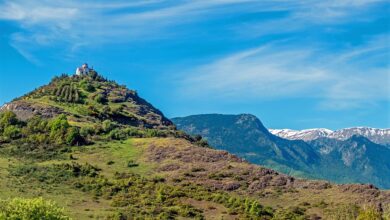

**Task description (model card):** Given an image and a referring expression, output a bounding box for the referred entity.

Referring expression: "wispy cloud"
[0,0,262,62]
[176,35,389,110]
[1,0,387,63]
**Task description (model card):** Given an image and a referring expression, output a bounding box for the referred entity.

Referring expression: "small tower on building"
[75,63,91,75]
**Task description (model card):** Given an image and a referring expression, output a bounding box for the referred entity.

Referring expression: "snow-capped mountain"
[269,128,333,141]
[269,127,390,146]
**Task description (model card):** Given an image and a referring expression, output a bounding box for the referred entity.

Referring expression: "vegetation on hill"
[0,72,389,219]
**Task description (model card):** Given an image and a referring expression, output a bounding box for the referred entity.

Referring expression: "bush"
[272,207,307,220]
[3,125,21,140]
[26,116,48,133]
[80,126,95,137]
[0,111,18,132]
[80,80,95,92]
[127,160,139,168]
[357,205,382,220]
[65,127,84,146]
[95,94,107,104]
[109,129,127,140]
[0,197,69,220]
[102,120,115,133]
[49,114,69,144]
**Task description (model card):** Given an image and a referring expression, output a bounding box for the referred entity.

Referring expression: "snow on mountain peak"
[269,127,390,145]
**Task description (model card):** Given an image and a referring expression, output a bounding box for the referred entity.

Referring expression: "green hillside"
[0,72,389,219]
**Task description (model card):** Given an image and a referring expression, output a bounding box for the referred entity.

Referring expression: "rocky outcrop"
[0,101,64,121]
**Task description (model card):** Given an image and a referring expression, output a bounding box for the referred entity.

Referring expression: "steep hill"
[172,114,390,189]
[1,73,173,129]
[1,71,389,219]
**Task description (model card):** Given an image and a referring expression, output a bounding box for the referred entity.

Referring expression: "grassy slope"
[0,138,244,219]
[2,137,388,219]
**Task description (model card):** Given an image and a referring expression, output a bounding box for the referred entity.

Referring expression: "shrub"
[3,125,21,140]
[272,207,307,220]
[357,205,382,220]
[95,94,107,104]
[109,129,127,140]
[80,126,94,137]
[65,127,84,146]
[102,120,115,133]
[26,116,48,133]
[127,160,139,168]
[48,114,69,144]
[80,80,95,92]
[0,111,18,131]
[0,197,69,220]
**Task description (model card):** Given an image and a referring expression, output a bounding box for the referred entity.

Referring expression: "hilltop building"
[75,63,92,75]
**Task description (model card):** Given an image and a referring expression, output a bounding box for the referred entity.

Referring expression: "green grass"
[0,138,153,219]
[71,138,154,178]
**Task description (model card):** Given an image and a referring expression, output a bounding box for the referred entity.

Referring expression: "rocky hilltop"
[1,72,173,129]
[1,71,389,219]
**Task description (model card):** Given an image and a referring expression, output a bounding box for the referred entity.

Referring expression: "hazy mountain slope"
[172,114,321,176]
[1,72,389,219]
[309,136,390,188]
[270,127,390,146]
[173,114,390,189]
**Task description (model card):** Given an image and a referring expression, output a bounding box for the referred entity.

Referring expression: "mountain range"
[270,127,390,146]
[172,114,390,189]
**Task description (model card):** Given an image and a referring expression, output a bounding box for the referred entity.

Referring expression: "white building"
[75,63,91,75]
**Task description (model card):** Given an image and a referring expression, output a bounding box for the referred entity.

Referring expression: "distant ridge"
[173,114,390,189]
[270,127,390,146]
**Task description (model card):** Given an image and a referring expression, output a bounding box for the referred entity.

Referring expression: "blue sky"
[0,0,389,130]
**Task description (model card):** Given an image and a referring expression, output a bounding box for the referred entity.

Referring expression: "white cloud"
[1,0,387,63]
[176,37,389,110]
[0,0,264,62]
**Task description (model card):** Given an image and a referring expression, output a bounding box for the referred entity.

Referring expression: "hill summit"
[0,69,389,219]
[2,70,172,129]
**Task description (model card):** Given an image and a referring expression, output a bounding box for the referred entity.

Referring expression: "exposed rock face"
[0,101,64,121]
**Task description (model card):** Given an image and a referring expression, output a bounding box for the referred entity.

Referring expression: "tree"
[3,125,21,140]
[26,116,47,133]
[0,111,18,131]
[49,114,69,144]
